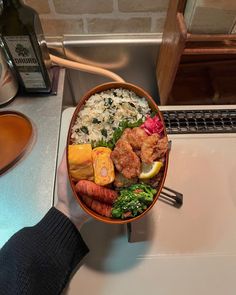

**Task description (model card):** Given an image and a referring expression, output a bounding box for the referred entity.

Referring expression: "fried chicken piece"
[114,172,138,188]
[141,134,168,163]
[142,172,162,188]
[121,127,148,150]
[111,139,141,179]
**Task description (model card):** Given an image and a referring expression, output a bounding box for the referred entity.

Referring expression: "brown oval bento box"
[66,82,169,224]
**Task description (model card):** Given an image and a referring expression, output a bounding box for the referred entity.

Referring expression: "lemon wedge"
[139,161,163,179]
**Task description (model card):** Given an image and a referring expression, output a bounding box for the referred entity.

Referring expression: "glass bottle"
[0,0,52,93]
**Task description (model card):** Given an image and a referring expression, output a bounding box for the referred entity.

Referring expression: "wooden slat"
[177,0,187,13]
[184,47,236,55]
[179,59,236,68]
[156,0,187,105]
[187,33,236,42]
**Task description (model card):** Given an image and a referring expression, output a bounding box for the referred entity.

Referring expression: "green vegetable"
[80,126,89,134]
[91,139,113,149]
[104,97,113,106]
[108,97,113,105]
[111,183,157,219]
[92,118,144,149]
[111,118,144,144]
[92,118,101,124]
[128,102,135,108]
[150,111,157,118]
[101,128,108,137]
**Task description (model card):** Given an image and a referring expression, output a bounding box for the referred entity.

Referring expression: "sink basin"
[51,34,162,109]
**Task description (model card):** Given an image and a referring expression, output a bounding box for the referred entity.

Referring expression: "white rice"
[71,88,151,144]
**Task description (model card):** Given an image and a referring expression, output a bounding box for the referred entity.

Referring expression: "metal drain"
[162,109,236,134]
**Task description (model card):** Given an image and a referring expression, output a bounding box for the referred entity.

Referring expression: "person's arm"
[0,207,88,295]
[0,150,90,295]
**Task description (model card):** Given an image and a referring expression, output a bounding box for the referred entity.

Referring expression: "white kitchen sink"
[56,106,236,295]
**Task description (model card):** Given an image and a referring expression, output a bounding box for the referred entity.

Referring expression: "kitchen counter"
[59,106,236,295]
[0,69,65,248]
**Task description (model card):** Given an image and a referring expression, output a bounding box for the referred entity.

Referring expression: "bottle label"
[3,36,46,88]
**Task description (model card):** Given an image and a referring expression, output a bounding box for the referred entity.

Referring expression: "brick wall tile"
[53,0,113,14]
[153,14,167,32]
[40,18,83,36]
[87,17,151,33]
[118,0,169,12]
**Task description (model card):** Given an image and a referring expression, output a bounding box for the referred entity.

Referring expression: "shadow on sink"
[80,215,153,273]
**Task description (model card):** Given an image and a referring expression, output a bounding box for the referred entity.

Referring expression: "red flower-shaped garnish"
[141,115,164,135]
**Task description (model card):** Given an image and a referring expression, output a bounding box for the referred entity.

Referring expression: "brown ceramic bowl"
[66,82,169,224]
[0,111,34,176]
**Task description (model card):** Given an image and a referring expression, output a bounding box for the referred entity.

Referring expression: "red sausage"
[81,194,112,217]
[75,180,118,205]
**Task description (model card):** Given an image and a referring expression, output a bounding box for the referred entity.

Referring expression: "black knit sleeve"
[0,207,89,295]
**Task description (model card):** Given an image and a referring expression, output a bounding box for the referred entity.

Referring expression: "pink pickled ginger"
[141,115,164,135]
